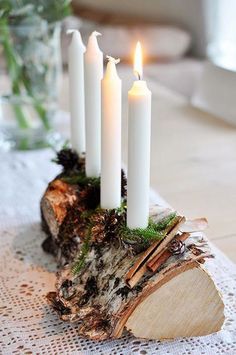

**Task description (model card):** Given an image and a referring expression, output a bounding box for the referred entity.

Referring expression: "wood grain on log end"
[124,263,225,340]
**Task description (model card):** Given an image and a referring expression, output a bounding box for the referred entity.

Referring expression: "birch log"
[41,178,225,341]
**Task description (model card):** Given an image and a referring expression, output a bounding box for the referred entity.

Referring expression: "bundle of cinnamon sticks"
[125,216,208,288]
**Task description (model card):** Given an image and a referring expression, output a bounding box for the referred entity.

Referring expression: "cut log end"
[124,264,225,340]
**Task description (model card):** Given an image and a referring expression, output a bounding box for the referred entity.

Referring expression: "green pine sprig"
[71,230,91,276]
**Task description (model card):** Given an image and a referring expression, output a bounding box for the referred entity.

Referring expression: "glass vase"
[0,22,62,150]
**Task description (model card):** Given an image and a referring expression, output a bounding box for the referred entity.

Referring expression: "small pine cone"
[168,238,185,255]
[55,148,81,171]
[91,225,106,244]
[91,210,123,244]
[121,170,127,198]
[91,212,107,243]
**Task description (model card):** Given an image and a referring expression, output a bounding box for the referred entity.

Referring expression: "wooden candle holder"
[41,177,225,341]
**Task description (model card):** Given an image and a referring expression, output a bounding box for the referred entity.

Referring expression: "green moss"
[62,174,100,187]
[119,212,177,246]
[152,212,178,231]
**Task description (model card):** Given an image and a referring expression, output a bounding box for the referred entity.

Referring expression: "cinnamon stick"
[147,232,190,273]
[125,215,182,285]
[127,264,147,288]
[147,216,186,270]
[125,241,160,283]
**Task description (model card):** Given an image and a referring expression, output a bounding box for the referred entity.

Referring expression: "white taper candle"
[68,30,85,154]
[127,42,152,229]
[84,31,103,177]
[101,56,122,209]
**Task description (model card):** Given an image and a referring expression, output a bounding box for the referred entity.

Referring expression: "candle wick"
[134,70,142,81]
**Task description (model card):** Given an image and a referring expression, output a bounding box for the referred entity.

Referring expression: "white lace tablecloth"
[0,149,236,355]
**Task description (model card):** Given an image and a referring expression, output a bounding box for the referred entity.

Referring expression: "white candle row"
[68,31,151,229]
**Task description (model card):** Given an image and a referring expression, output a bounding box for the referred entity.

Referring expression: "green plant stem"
[12,105,29,129]
[34,102,51,130]
[21,73,51,130]
[1,19,30,129]
[1,18,51,131]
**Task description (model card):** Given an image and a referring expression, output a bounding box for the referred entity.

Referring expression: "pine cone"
[168,238,185,255]
[91,210,125,244]
[121,170,127,198]
[55,148,82,172]
[79,184,100,210]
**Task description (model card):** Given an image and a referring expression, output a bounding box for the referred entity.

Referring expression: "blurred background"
[0,0,235,261]
[63,0,236,135]
[67,0,236,93]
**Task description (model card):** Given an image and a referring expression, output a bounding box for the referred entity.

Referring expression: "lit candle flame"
[134,41,143,80]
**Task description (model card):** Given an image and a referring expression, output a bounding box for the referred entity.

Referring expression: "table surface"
[60,66,236,263]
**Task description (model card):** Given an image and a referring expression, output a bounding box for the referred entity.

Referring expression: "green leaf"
[0,1,71,23]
